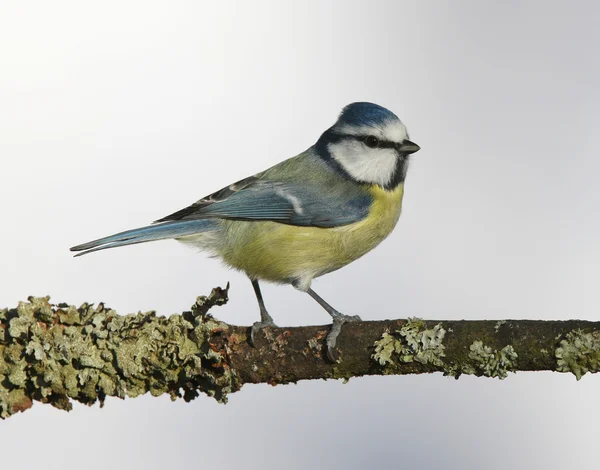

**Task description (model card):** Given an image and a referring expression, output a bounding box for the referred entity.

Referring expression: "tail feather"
[70,220,218,257]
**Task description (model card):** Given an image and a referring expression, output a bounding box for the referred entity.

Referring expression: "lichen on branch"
[0,288,236,419]
[1,290,600,420]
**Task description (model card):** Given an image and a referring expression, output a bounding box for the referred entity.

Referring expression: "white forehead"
[334,119,408,143]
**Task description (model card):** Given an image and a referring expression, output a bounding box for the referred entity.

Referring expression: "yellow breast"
[218,184,405,286]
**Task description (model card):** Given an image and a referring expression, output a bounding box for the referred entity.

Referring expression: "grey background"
[1,1,599,468]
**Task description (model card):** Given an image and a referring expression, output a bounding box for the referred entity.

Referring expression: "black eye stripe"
[327,132,399,149]
[357,136,397,149]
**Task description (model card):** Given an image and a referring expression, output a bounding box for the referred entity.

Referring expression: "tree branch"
[1,287,599,419]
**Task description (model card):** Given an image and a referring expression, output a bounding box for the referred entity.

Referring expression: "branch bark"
[2,287,599,419]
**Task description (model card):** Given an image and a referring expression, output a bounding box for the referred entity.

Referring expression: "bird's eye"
[364,136,380,148]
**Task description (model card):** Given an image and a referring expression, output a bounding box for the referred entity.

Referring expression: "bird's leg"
[249,279,278,346]
[306,287,361,362]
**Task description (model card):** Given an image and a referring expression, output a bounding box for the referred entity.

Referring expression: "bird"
[70,102,420,361]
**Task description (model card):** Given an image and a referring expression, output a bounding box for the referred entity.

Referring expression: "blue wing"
[155,176,371,228]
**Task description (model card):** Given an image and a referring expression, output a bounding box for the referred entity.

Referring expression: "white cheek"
[329,141,397,186]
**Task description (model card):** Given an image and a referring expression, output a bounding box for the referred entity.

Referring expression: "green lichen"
[307,337,322,352]
[372,331,399,366]
[494,320,507,332]
[303,336,323,359]
[372,318,446,367]
[331,364,353,383]
[0,291,236,419]
[555,329,600,380]
[466,341,518,379]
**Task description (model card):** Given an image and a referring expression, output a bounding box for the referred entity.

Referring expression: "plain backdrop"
[1,1,599,468]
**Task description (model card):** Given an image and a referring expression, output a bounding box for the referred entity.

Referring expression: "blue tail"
[70,220,218,257]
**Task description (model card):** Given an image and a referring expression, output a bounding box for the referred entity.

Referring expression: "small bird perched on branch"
[71,102,420,361]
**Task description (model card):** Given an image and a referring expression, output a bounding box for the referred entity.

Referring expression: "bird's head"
[316,102,420,190]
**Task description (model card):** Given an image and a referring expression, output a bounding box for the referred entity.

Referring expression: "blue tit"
[71,102,420,361]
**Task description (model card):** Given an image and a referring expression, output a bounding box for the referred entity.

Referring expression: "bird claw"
[249,318,278,346]
[326,314,362,362]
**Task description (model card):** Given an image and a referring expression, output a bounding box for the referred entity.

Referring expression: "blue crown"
[337,102,399,128]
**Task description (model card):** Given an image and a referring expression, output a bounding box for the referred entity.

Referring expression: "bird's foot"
[249,312,278,347]
[326,313,362,362]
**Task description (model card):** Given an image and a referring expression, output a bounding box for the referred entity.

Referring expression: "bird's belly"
[217,184,404,286]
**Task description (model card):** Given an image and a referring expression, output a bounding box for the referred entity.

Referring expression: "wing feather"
[155,168,370,228]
